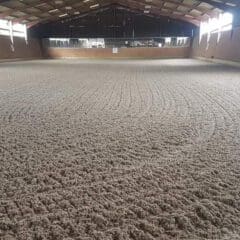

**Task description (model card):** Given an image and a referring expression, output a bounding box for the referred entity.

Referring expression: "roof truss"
[0,0,238,28]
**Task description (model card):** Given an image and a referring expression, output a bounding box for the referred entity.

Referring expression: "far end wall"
[0,36,42,61]
[191,27,240,62]
[44,47,190,59]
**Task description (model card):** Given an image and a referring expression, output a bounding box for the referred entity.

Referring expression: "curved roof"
[0,0,238,28]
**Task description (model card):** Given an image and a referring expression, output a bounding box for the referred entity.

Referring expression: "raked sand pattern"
[0,59,240,240]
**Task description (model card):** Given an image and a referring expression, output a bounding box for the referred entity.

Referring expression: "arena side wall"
[0,36,43,61]
[191,27,240,62]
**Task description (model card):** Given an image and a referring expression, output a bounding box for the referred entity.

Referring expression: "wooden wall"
[44,47,190,59]
[0,36,42,61]
[191,27,240,62]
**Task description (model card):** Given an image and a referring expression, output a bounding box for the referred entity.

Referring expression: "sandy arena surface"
[0,59,240,240]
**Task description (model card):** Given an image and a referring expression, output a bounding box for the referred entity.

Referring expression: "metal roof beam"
[199,0,239,11]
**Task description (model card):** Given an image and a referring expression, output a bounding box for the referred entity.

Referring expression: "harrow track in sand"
[0,59,240,240]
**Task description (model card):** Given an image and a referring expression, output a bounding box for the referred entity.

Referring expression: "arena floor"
[0,59,240,240]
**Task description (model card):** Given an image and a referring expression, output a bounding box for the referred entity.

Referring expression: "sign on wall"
[112,48,119,54]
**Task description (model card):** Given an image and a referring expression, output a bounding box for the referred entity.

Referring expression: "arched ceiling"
[0,0,238,28]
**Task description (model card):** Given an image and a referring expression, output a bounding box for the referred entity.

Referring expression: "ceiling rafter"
[27,0,114,28]
[116,1,199,25]
[10,0,94,24]
[121,0,209,23]
[0,0,238,28]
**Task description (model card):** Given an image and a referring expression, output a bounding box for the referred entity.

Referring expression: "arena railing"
[42,37,191,49]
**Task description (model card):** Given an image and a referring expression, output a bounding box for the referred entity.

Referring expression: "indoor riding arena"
[0,1,240,240]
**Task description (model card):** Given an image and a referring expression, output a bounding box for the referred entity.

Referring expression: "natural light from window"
[0,19,27,41]
[199,12,233,43]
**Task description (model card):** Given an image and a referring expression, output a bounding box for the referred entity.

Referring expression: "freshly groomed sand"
[0,59,240,240]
